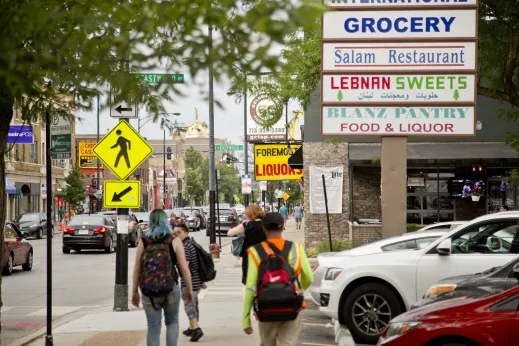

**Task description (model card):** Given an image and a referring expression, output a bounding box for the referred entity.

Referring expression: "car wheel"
[74,248,81,252]
[105,238,113,254]
[129,233,137,247]
[206,229,210,236]
[37,228,42,239]
[343,283,403,345]
[62,247,71,254]
[2,253,14,276]
[22,250,33,271]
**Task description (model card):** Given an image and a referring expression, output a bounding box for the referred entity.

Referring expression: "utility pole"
[45,112,54,346]
[243,72,249,208]
[163,125,166,208]
[208,25,216,245]
[96,94,101,212]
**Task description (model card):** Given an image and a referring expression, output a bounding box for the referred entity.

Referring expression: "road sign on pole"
[110,92,136,118]
[103,181,141,209]
[93,120,154,180]
[50,115,72,159]
[136,73,185,84]
[216,144,244,151]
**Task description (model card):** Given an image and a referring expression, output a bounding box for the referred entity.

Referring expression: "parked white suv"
[319,212,519,344]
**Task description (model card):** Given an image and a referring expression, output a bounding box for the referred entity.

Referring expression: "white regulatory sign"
[324,0,478,8]
[322,42,477,72]
[322,10,477,40]
[321,74,476,104]
[116,215,129,234]
[321,106,475,136]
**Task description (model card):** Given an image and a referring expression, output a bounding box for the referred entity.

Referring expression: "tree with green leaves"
[184,147,204,171]
[0,0,325,322]
[63,166,86,209]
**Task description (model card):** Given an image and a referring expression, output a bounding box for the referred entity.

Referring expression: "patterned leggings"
[181,287,200,320]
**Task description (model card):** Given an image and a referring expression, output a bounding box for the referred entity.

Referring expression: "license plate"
[78,229,89,235]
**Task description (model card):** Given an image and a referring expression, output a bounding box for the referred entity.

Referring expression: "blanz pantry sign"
[324,0,477,7]
[322,106,475,135]
[322,42,477,72]
[322,10,477,40]
[322,74,475,103]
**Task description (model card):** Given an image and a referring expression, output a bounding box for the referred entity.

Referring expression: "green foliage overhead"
[184,146,204,171]
[63,166,87,209]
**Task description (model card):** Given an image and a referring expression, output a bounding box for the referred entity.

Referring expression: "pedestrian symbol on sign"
[111,130,131,168]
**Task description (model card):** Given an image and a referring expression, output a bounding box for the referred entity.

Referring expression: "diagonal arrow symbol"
[115,105,133,114]
[112,186,133,202]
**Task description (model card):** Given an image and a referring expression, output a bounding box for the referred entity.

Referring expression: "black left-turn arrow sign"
[112,186,133,202]
[115,105,133,114]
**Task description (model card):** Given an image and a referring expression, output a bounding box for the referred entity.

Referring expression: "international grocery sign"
[254,144,303,181]
[320,0,478,136]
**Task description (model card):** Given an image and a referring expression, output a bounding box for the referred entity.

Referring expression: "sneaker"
[190,328,204,342]
[183,328,194,337]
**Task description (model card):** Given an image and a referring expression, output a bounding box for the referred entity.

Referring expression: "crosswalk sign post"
[94,119,153,312]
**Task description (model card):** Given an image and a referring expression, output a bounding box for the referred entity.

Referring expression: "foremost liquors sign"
[322,106,475,135]
[322,74,475,103]
[322,42,477,71]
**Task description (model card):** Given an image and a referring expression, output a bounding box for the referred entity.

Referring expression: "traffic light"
[226,156,231,167]
[91,178,97,189]
[166,147,172,160]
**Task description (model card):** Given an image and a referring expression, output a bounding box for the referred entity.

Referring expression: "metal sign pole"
[45,112,54,346]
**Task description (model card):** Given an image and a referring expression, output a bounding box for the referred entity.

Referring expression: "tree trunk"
[0,73,14,335]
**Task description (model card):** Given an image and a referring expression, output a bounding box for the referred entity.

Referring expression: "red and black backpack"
[253,240,304,322]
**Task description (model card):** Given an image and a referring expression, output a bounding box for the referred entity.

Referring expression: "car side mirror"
[139,219,144,223]
[437,238,452,256]
[512,263,519,279]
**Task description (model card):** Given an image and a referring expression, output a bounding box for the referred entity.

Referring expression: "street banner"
[7,125,34,144]
[322,10,477,40]
[309,166,343,214]
[322,74,476,104]
[247,75,287,142]
[241,174,252,194]
[322,106,475,136]
[322,42,477,72]
[254,144,303,181]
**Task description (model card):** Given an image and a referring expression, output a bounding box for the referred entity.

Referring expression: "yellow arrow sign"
[104,180,141,209]
[93,120,153,180]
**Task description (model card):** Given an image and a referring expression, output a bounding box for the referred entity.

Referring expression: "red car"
[378,283,519,346]
[2,221,33,275]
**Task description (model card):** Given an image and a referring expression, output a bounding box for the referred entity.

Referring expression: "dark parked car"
[412,255,519,310]
[207,208,239,236]
[96,211,142,247]
[183,207,207,230]
[62,215,117,254]
[3,221,33,275]
[13,212,53,239]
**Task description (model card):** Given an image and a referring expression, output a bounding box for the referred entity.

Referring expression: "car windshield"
[69,216,104,226]
[14,213,40,222]
[218,209,233,216]
[173,209,184,215]
[133,213,150,222]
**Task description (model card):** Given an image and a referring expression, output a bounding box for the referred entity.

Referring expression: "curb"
[8,305,112,346]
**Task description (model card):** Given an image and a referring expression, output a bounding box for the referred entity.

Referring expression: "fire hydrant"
[209,243,220,259]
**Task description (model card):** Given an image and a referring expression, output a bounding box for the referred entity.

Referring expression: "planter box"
[471,195,481,202]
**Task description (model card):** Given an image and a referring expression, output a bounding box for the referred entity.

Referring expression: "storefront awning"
[56,179,68,192]
[5,176,16,194]
[349,143,519,161]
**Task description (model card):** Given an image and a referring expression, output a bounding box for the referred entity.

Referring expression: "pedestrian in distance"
[59,207,65,222]
[174,223,205,342]
[242,212,313,346]
[293,204,302,230]
[132,209,194,346]
[279,203,288,225]
[228,204,267,285]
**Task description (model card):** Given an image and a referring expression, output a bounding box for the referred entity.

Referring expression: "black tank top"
[241,220,266,256]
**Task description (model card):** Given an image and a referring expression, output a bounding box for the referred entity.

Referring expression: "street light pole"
[208,25,216,245]
[45,112,54,346]
[243,73,249,207]
[163,125,166,208]
[96,94,101,213]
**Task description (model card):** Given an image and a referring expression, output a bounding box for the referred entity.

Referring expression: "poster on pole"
[259,181,267,191]
[309,166,343,214]
[241,174,252,194]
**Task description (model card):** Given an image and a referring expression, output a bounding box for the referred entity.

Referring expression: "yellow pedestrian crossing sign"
[104,180,141,209]
[93,120,153,181]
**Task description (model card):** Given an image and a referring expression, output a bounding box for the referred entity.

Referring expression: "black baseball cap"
[262,212,284,230]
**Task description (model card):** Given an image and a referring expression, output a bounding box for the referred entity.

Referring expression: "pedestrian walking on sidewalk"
[174,223,205,342]
[279,203,288,225]
[228,204,267,285]
[132,209,194,346]
[293,205,302,230]
[242,212,313,346]
[59,207,65,222]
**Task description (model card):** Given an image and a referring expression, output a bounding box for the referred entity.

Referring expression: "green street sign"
[216,144,244,151]
[137,73,184,84]
[252,182,259,191]
[50,134,72,159]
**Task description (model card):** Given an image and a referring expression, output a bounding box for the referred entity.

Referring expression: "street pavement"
[2,218,341,346]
